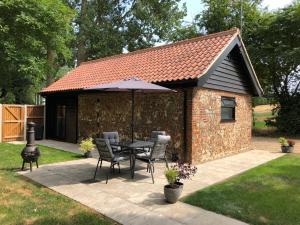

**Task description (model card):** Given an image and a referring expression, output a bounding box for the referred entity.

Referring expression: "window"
[221,97,236,122]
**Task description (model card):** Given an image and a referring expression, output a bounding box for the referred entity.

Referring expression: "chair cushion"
[111,146,122,152]
[157,135,171,144]
[136,152,151,159]
[103,131,120,143]
[94,138,114,159]
[113,153,130,162]
[135,147,151,153]
[149,135,171,160]
[150,131,166,142]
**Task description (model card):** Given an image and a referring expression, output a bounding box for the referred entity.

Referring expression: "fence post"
[24,105,27,141]
[0,104,2,143]
[43,105,46,139]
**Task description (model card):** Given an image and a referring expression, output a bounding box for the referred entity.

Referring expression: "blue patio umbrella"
[85,77,175,142]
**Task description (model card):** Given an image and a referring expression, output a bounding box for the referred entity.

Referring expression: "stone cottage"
[41,28,263,164]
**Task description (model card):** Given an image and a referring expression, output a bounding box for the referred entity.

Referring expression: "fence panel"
[1,104,44,142]
[2,105,25,142]
[27,105,44,125]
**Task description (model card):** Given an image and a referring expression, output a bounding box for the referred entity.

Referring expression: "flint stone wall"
[78,91,185,159]
[78,87,252,163]
[189,88,252,163]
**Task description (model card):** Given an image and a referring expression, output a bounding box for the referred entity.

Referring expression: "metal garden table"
[111,140,154,178]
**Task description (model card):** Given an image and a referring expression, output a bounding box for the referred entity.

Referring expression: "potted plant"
[164,168,181,203]
[79,138,95,158]
[164,162,197,203]
[279,137,295,153]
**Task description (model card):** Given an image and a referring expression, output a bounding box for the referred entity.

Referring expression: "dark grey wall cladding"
[203,49,253,94]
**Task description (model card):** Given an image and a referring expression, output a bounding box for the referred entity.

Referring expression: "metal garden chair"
[93,138,130,183]
[136,135,170,184]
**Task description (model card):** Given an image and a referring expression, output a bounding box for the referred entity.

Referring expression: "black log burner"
[21,122,40,171]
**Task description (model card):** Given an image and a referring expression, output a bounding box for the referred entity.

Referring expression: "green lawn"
[254,120,267,129]
[0,143,117,225]
[253,111,274,129]
[183,154,300,225]
[253,111,273,118]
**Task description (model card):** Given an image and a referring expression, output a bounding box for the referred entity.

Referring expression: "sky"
[181,0,294,23]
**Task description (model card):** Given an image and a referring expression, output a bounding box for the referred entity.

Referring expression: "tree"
[70,0,186,65]
[196,0,263,44]
[124,0,186,52]
[249,2,300,134]
[0,0,74,103]
[167,22,200,42]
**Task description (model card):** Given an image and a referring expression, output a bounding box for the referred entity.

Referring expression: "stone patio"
[19,144,283,225]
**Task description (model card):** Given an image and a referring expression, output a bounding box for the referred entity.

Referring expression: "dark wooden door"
[55,105,66,139]
[46,95,77,143]
[65,103,77,142]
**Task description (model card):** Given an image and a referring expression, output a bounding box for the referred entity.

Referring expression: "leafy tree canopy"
[196,0,264,44]
[251,2,300,134]
[0,0,74,103]
[70,0,187,64]
[249,2,300,97]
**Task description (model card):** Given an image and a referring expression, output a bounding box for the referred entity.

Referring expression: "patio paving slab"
[19,149,283,225]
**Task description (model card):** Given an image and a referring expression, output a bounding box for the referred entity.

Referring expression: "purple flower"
[170,161,197,182]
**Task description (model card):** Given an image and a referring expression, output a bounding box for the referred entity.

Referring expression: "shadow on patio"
[19,149,283,225]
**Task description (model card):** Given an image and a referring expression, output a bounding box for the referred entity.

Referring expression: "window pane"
[221,107,234,120]
[221,98,236,107]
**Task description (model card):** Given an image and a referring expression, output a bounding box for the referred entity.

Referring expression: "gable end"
[202,47,253,94]
[198,36,263,96]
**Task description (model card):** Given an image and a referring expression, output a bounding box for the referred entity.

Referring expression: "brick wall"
[189,87,252,163]
[78,91,186,158]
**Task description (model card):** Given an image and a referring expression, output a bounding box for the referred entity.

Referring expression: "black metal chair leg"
[106,163,113,184]
[118,162,121,173]
[22,161,25,171]
[131,155,136,179]
[30,162,32,172]
[106,172,109,184]
[129,156,132,169]
[165,157,169,169]
[100,159,103,168]
[36,160,39,168]
[149,162,154,184]
[93,157,101,180]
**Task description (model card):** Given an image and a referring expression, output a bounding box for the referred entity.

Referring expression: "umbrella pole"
[131,90,134,143]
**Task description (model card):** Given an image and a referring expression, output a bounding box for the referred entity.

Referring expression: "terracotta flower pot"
[164,183,183,204]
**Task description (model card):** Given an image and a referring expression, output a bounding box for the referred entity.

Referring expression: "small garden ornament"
[164,162,197,203]
[79,138,95,158]
[279,137,295,153]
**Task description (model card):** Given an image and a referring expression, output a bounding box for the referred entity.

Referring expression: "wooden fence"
[0,104,45,142]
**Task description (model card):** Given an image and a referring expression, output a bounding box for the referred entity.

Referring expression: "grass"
[253,111,275,129]
[0,143,117,225]
[183,154,300,225]
[253,111,273,118]
[254,121,267,129]
[254,111,273,119]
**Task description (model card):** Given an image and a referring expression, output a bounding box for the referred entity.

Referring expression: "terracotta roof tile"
[41,28,239,93]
